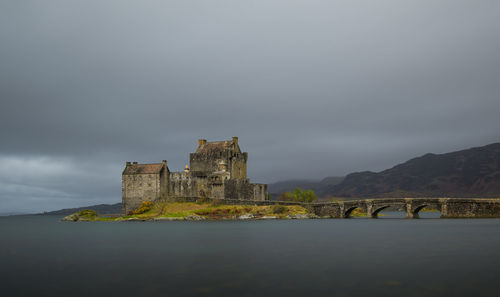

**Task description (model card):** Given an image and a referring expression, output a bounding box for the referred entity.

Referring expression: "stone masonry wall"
[224,179,253,200]
[122,173,161,214]
[307,198,500,218]
[223,179,266,200]
[190,151,228,174]
[442,199,500,218]
[252,184,267,201]
[169,172,196,198]
[229,153,247,179]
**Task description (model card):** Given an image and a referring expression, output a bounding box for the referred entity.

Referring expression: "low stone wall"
[163,196,303,206]
[441,198,500,218]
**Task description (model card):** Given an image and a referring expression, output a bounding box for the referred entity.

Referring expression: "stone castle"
[122,137,268,214]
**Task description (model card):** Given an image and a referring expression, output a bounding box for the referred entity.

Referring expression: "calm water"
[1,214,500,297]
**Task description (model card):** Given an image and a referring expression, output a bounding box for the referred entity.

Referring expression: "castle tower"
[189,137,247,179]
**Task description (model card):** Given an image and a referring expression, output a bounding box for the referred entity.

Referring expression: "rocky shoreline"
[134,213,319,222]
[62,212,320,222]
[61,203,318,222]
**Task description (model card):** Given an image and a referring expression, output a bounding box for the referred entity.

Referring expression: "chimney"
[133,162,138,165]
[232,136,238,147]
[126,161,131,166]
[198,139,207,147]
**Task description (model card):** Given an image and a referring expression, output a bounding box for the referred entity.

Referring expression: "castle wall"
[211,182,225,199]
[122,173,161,214]
[190,151,228,173]
[229,153,247,179]
[252,183,268,201]
[190,151,248,179]
[160,169,169,200]
[169,172,192,198]
[169,172,215,198]
[223,179,266,200]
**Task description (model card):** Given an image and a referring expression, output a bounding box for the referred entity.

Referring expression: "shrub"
[272,205,287,214]
[77,209,98,218]
[278,192,291,201]
[132,201,153,215]
[279,188,317,203]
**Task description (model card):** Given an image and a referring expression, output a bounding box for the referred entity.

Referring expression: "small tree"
[279,188,317,203]
[278,192,292,201]
[131,201,153,215]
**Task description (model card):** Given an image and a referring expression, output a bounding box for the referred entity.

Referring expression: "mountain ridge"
[329,142,500,198]
[41,203,122,215]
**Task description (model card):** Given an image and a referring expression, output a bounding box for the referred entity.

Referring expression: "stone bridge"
[169,196,500,218]
[304,198,500,218]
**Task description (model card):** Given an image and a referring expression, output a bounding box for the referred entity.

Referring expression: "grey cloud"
[1,0,499,212]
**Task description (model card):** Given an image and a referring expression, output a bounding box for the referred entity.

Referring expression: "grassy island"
[62,201,314,222]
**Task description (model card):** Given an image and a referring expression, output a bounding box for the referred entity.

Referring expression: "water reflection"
[377,210,442,219]
[0,215,499,297]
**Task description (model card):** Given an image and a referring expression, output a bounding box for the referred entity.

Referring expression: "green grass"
[89,202,310,221]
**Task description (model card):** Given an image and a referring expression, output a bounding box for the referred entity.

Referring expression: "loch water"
[1,213,500,297]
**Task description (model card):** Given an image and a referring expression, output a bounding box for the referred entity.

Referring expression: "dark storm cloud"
[1,0,499,212]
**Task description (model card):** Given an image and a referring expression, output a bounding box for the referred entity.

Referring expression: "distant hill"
[329,143,500,198]
[268,176,344,198]
[41,203,122,215]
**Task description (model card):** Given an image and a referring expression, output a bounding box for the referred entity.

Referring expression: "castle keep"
[122,137,268,214]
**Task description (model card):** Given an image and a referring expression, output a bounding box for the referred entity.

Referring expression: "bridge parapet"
[306,198,500,219]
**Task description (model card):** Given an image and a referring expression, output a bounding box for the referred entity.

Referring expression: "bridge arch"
[413,204,427,214]
[370,205,391,218]
[410,204,443,218]
[344,206,364,218]
[407,204,427,219]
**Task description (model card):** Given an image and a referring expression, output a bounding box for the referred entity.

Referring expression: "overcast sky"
[1,0,499,213]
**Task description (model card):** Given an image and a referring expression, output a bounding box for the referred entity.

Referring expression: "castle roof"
[195,140,239,154]
[123,163,164,175]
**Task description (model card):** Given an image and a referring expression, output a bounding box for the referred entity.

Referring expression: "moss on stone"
[61,209,98,221]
